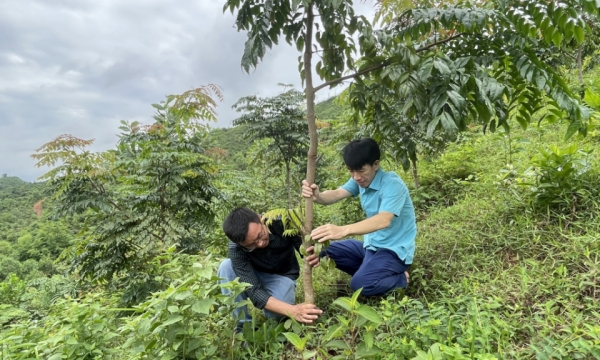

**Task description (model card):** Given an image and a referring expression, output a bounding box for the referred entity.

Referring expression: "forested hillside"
[2,0,600,359]
[2,93,600,358]
[0,177,75,281]
[0,176,44,242]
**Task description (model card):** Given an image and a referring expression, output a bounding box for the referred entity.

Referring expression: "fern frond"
[262,207,305,235]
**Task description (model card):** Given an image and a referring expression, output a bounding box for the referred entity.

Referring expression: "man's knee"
[272,276,296,304]
[217,259,235,282]
[350,274,384,297]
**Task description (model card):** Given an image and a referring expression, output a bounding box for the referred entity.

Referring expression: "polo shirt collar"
[366,168,384,191]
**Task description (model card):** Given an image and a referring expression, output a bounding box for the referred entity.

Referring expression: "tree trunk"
[577,45,585,100]
[302,3,316,305]
[411,159,419,190]
[285,160,292,209]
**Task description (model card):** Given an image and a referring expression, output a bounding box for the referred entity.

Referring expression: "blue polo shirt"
[341,168,416,264]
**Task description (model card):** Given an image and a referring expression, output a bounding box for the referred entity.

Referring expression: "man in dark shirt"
[217,207,322,330]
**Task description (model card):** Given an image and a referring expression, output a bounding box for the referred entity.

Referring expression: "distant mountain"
[314,96,346,121]
[208,96,347,170]
[0,176,45,243]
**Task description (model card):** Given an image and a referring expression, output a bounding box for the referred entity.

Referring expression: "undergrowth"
[2,122,600,359]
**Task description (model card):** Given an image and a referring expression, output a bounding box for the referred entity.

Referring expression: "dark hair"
[342,138,380,170]
[223,207,261,244]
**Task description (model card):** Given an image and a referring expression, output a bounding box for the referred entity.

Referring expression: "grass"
[234,121,600,359]
[2,119,600,360]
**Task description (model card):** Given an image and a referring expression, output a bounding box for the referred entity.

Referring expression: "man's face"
[348,160,379,188]
[240,221,270,252]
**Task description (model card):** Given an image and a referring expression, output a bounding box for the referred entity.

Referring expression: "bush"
[0,256,22,281]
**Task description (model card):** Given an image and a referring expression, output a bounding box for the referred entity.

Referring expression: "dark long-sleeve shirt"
[228,219,302,309]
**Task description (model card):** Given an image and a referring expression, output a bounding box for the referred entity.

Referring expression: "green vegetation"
[0,176,44,243]
[0,176,74,281]
[315,97,346,121]
[2,1,600,359]
[207,123,250,170]
[3,101,600,358]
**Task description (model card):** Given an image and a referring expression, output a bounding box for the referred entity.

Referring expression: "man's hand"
[290,303,323,324]
[311,224,348,242]
[301,180,320,202]
[305,245,320,268]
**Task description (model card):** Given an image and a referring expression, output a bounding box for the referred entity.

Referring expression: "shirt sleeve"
[340,177,359,197]
[228,242,271,309]
[378,178,408,216]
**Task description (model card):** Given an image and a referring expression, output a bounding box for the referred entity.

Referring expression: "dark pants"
[324,239,409,296]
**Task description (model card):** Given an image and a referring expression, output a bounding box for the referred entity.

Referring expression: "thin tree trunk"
[411,159,419,190]
[577,45,585,100]
[285,161,292,209]
[302,3,316,305]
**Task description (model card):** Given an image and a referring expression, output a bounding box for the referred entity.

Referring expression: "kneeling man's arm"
[264,297,323,324]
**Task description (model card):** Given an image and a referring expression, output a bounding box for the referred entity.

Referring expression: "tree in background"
[225,0,375,304]
[233,85,309,208]
[32,86,223,305]
[225,0,599,303]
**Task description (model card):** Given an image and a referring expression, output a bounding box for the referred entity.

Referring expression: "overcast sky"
[0,0,375,182]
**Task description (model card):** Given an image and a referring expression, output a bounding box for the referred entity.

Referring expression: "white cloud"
[0,0,375,181]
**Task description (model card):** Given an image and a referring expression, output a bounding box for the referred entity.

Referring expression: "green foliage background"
[2,0,600,357]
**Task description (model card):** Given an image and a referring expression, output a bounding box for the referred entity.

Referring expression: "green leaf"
[283,332,309,351]
[325,339,350,350]
[426,115,441,137]
[303,350,317,359]
[296,37,305,52]
[573,24,585,44]
[173,290,192,301]
[354,304,383,325]
[191,298,216,315]
[324,323,346,341]
[433,58,451,76]
[363,331,374,349]
[355,342,381,359]
[314,242,323,256]
[159,315,183,328]
[350,287,362,307]
[440,112,458,135]
[333,297,353,312]
[552,29,563,48]
[565,120,581,140]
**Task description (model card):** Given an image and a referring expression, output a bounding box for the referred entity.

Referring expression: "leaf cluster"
[346,0,599,170]
[31,87,223,305]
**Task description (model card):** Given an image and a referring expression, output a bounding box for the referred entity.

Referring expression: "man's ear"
[373,160,380,170]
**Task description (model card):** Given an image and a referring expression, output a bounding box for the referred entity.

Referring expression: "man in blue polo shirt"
[302,138,416,296]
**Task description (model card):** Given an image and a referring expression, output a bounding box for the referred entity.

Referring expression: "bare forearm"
[264,297,322,323]
[311,212,395,242]
[315,190,341,205]
[343,212,393,236]
[263,296,295,317]
[315,188,352,205]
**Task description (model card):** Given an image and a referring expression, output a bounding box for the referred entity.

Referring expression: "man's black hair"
[342,138,380,170]
[223,207,261,244]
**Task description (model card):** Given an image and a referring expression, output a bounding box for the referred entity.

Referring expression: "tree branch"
[313,33,463,93]
[415,33,462,53]
[313,64,385,92]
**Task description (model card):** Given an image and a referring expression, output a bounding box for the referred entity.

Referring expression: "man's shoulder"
[380,170,407,188]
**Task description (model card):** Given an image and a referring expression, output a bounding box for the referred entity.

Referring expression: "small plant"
[526,144,593,212]
[119,250,249,359]
[321,289,383,359]
[283,331,314,359]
